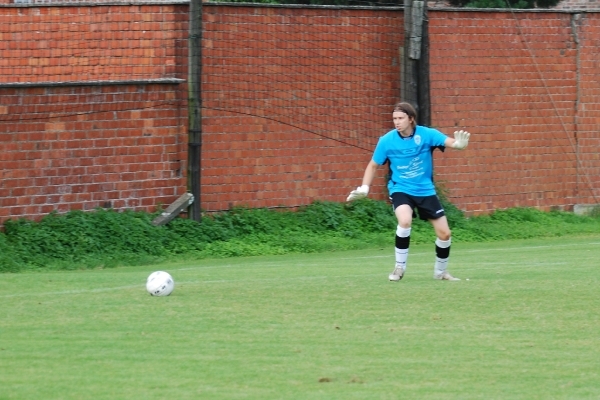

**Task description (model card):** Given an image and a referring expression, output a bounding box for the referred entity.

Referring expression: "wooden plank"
[152,193,195,226]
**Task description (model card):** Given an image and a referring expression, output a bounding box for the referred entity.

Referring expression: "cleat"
[434,271,460,281]
[389,267,404,282]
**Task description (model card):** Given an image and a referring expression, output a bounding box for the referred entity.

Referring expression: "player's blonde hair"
[393,102,417,128]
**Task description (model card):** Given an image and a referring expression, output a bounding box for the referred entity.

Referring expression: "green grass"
[1,235,600,399]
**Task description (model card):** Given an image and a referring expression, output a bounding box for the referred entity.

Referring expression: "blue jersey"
[372,125,447,197]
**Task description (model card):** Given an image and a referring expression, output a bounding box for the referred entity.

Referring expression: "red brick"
[1,6,599,226]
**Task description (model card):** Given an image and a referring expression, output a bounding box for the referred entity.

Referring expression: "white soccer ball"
[146,271,175,296]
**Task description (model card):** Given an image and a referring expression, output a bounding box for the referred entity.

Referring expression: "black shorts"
[390,192,445,221]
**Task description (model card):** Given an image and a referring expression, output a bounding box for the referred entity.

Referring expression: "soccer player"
[347,102,470,281]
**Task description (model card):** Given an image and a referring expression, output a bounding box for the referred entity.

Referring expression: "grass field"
[1,235,599,399]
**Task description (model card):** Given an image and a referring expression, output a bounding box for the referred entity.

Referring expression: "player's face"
[393,111,412,133]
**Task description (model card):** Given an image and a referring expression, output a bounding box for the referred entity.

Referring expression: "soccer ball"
[146,271,175,296]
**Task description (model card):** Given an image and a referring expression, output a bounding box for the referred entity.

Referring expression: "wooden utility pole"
[402,0,419,109]
[401,0,430,126]
[187,0,202,221]
[417,3,431,126]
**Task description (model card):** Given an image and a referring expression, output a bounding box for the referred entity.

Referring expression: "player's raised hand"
[452,130,471,149]
[346,185,369,202]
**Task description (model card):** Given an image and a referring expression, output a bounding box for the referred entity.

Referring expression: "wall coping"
[0,78,185,88]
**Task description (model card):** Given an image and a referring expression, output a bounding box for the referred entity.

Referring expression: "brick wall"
[0,4,599,227]
[428,11,600,213]
[0,5,190,223]
[576,12,600,204]
[200,5,402,211]
[0,84,187,221]
[201,6,600,215]
[0,4,187,83]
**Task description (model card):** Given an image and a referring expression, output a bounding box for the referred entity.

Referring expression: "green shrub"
[1,200,599,272]
[0,234,20,273]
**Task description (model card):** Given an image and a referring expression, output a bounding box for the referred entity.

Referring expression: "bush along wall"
[2,198,600,272]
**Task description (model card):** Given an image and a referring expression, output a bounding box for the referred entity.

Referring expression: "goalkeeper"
[347,102,471,281]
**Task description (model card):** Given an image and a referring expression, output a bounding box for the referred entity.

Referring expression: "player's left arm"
[444,130,471,150]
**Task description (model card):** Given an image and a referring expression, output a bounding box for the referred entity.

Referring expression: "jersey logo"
[414,135,421,145]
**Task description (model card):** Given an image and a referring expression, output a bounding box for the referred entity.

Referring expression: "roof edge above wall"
[0,78,185,88]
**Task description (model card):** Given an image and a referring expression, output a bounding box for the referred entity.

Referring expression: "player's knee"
[397,220,412,229]
[437,229,451,241]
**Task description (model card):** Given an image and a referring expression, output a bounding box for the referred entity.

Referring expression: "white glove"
[346,185,369,202]
[452,130,470,149]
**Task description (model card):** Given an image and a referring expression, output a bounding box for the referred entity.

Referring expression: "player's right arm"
[347,159,379,201]
[360,159,379,188]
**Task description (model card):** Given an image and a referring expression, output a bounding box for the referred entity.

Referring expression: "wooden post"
[403,0,419,110]
[399,46,406,104]
[417,3,431,127]
[409,0,424,60]
[187,0,202,222]
[402,0,429,126]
